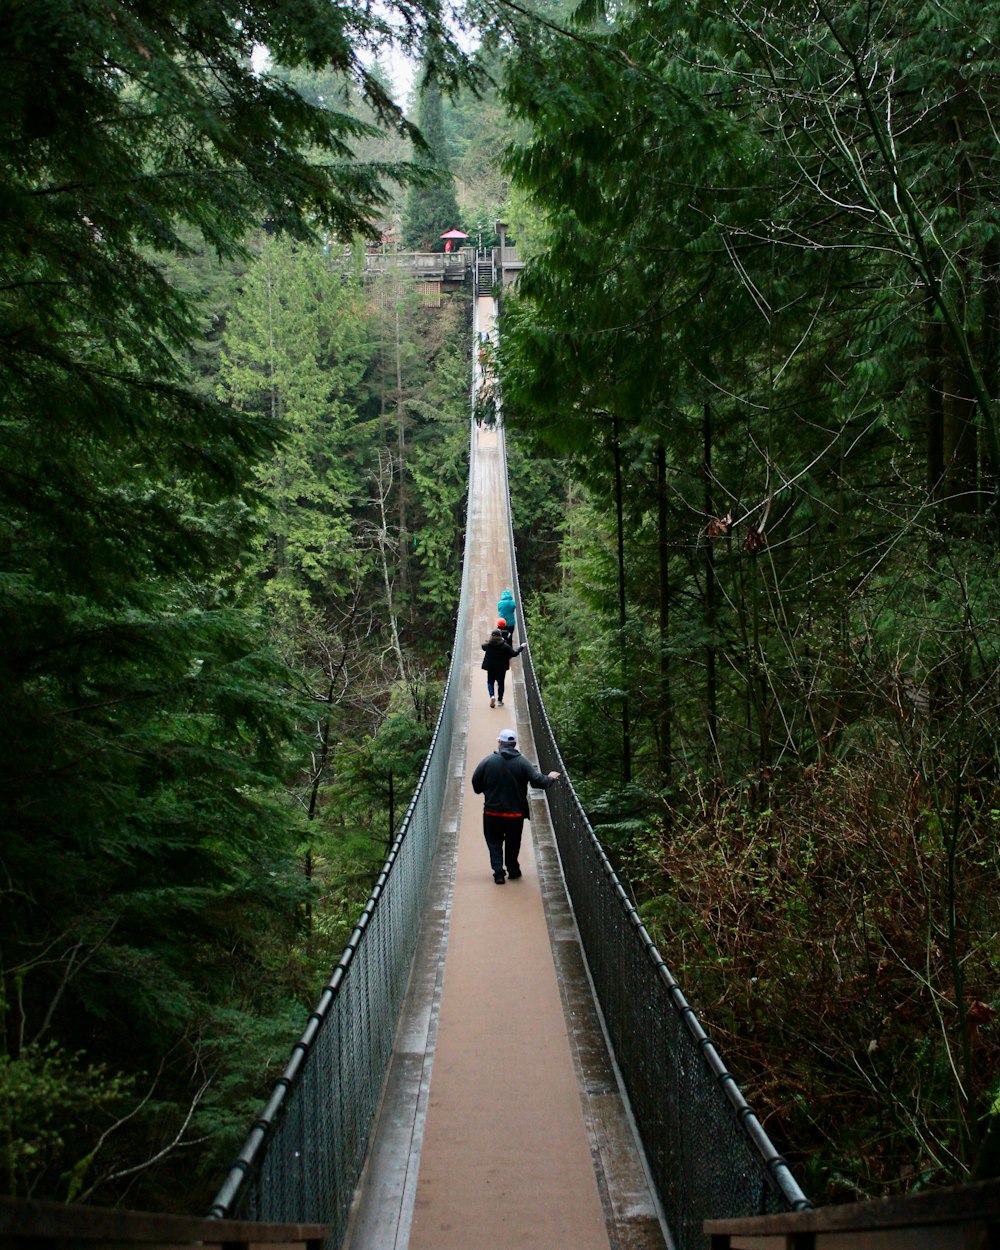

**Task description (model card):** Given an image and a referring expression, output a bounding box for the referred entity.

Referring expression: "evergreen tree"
[499,0,1000,1199]
[0,0,476,1209]
[220,237,377,616]
[401,300,471,616]
[404,62,463,250]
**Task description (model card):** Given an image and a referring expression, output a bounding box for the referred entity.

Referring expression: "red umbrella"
[439,229,469,239]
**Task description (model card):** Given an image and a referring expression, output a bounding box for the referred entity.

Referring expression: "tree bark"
[612,415,632,785]
[926,309,945,503]
[703,403,718,764]
[394,298,411,593]
[656,438,671,780]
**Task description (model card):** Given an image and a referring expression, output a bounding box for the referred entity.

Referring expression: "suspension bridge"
[202,294,807,1250]
[6,296,999,1250]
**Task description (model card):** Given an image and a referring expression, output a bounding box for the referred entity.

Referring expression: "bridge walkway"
[342,298,668,1250]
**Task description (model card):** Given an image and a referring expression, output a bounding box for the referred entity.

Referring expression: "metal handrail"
[208,365,478,1238]
[497,410,809,1247]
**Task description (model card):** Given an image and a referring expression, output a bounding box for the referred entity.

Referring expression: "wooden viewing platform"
[359,244,523,296]
[362,249,473,284]
[706,1175,1000,1249]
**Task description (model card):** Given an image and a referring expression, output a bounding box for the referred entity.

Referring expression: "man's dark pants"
[483,813,524,877]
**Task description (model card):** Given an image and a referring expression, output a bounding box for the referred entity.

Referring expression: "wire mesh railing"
[499,426,810,1250]
[210,299,808,1250]
[207,419,476,1249]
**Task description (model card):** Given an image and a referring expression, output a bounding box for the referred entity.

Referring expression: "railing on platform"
[361,249,471,281]
[357,246,514,291]
[208,420,476,1247]
[499,427,810,1250]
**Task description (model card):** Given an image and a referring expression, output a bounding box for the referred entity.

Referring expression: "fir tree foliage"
[220,236,377,614]
[404,60,464,250]
[500,0,1000,1199]
[0,0,475,1210]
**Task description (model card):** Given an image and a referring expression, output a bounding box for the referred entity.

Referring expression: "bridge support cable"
[208,425,477,1247]
[498,430,811,1249]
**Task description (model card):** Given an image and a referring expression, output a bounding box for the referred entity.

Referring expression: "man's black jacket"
[471,746,555,818]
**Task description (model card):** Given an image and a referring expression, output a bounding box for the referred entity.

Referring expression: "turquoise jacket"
[497,589,516,627]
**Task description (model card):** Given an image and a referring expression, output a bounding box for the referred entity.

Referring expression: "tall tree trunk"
[303,621,353,937]
[266,260,289,574]
[656,438,671,780]
[303,698,333,940]
[612,415,632,785]
[983,236,1000,413]
[376,451,408,690]
[926,308,945,503]
[703,402,719,765]
[943,280,979,518]
[394,299,411,594]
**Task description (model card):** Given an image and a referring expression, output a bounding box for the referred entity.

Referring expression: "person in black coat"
[481,628,524,708]
[471,727,560,883]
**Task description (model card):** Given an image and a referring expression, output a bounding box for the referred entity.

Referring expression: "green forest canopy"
[3,0,999,1219]
[498,0,1000,1203]
[0,0,473,1210]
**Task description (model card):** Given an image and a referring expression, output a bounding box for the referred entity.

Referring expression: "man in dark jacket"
[481,628,524,708]
[471,728,560,883]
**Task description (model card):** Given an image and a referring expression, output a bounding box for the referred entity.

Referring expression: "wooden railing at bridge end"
[706,1176,1000,1249]
[0,1196,326,1250]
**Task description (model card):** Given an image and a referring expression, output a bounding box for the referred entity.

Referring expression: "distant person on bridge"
[481,628,524,708]
[471,728,560,883]
[497,588,516,636]
[496,616,513,645]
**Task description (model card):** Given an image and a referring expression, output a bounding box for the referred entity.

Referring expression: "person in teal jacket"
[497,589,516,635]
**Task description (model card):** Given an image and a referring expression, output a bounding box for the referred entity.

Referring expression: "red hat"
[497,617,506,628]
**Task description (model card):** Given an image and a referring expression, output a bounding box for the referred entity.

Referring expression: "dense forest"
[0,0,475,1212]
[2,0,998,1222]
[499,0,1000,1205]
